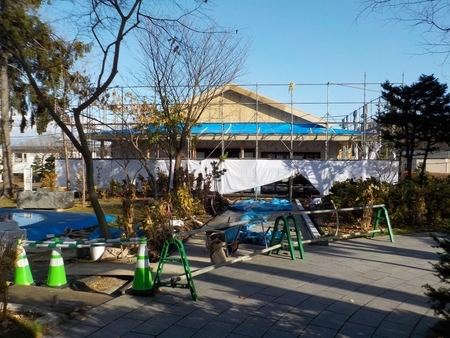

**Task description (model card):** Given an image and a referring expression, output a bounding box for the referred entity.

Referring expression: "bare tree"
[95,90,160,197]
[0,0,211,238]
[359,0,450,62]
[135,19,249,188]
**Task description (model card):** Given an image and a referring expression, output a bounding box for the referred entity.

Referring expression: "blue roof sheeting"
[192,123,360,135]
[93,122,360,137]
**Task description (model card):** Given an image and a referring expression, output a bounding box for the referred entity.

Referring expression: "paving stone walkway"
[43,233,444,338]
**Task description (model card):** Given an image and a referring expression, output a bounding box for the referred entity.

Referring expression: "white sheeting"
[56,159,398,196]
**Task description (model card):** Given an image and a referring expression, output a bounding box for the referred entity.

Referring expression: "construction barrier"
[153,217,267,301]
[22,236,143,249]
[16,236,149,292]
[153,238,198,301]
[292,204,395,244]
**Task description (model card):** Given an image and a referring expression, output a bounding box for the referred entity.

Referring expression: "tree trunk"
[167,154,173,193]
[406,151,414,179]
[62,130,71,190]
[74,111,111,239]
[81,156,86,207]
[419,148,430,185]
[83,149,111,239]
[173,136,188,190]
[174,136,188,171]
[0,53,14,198]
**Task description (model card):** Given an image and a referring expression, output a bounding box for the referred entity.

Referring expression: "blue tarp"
[229,198,293,212]
[92,122,361,139]
[88,226,124,240]
[229,198,293,246]
[192,123,360,136]
[0,208,116,241]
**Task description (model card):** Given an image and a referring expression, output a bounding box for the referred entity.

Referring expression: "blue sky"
[11,0,450,142]
[200,0,450,122]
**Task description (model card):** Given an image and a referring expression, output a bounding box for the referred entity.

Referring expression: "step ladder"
[153,238,198,301]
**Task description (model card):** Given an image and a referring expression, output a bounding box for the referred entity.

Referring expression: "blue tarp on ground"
[229,198,293,212]
[229,198,293,246]
[88,226,124,240]
[0,208,116,241]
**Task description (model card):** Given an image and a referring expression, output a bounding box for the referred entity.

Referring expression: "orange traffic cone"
[128,237,153,296]
[14,240,34,286]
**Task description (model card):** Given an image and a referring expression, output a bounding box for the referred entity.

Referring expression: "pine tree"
[378,75,450,182]
[30,155,43,181]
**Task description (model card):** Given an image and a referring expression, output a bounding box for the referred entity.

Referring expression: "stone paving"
[42,233,444,338]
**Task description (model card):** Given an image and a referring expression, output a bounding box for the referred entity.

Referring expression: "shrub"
[108,179,121,197]
[384,178,426,227]
[156,170,169,195]
[40,173,57,191]
[328,177,390,230]
[0,236,18,321]
[138,200,171,261]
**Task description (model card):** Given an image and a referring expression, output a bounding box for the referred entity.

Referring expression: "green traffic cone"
[14,241,34,286]
[129,237,153,296]
[47,244,67,288]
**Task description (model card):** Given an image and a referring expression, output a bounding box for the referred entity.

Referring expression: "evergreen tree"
[43,155,56,175]
[30,155,43,181]
[0,0,88,198]
[378,74,450,181]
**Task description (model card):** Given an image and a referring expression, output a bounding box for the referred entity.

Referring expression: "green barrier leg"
[287,215,305,259]
[268,216,284,255]
[283,221,296,260]
[153,238,198,301]
[268,216,296,260]
[373,207,395,243]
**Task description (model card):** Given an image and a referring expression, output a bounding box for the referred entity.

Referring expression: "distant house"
[91,84,365,161]
[413,149,450,174]
[1,134,75,184]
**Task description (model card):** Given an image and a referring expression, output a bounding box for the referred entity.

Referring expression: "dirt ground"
[25,249,131,295]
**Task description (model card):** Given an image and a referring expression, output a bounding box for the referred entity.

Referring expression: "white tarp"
[56,159,398,196]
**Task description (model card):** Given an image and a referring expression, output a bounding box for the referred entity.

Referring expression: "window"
[261,152,320,159]
[195,148,241,159]
[15,153,27,163]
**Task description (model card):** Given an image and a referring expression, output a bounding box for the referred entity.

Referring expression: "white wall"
[415,158,450,174]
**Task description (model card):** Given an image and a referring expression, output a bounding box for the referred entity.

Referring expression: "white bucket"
[90,245,106,261]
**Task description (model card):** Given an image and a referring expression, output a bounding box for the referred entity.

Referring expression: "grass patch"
[0,311,47,338]
[0,197,17,208]
[0,196,148,227]
[68,198,151,227]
